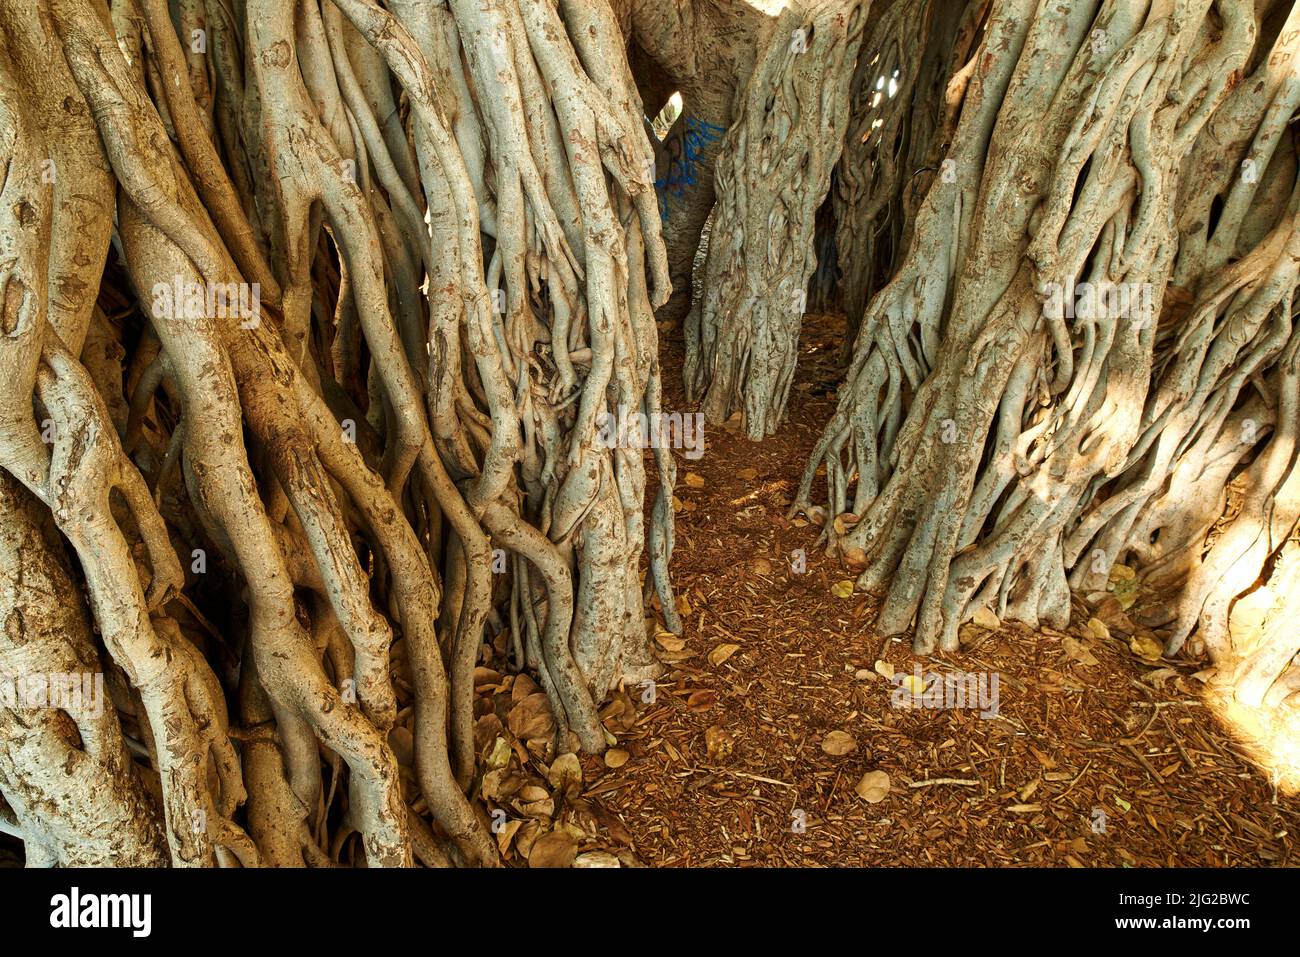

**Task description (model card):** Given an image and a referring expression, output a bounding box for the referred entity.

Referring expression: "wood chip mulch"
[578,313,1300,868]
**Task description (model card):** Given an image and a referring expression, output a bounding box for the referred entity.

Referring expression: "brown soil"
[575,313,1300,867]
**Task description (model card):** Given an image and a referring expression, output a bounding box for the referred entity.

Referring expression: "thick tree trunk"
[798,0,1300,733]
[0,0,679,867]
[684,0,867,439]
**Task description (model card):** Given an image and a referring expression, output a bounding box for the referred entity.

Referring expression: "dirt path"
[581,315,1300,867]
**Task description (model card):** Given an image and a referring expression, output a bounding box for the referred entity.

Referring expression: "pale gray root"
[684,0,867,440]
[0,473,167,867]
[797,0,1300,748]
[828,0,976,341]
[0,0,681,867]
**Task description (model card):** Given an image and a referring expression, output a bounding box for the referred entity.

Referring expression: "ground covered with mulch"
[10,318,1291,869]
[478,313,1300,869]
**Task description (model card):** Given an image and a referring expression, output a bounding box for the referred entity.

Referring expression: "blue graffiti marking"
[655,117,727,222]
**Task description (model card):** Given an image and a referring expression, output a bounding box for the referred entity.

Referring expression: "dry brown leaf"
[495,818,522,858]
[572,851,621,868]
[855,770,890,803]
[1061,636,1100,667]
[705,725,736,761]
[599,691,638,733]
[842,545,868,569]
[527,829,577,868]
[821,730,857,756]
[511,674,540,702]
[686,689,717,711]
[546,753,582,796]
[708,643,741,667]
[507,693,555,742]
[654,632,685,652]
[1130,634,1164,662]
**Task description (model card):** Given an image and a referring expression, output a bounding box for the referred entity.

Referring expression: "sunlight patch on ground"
[1207,685,1300,795]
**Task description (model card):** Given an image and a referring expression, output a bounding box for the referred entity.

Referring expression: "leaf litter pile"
[472,314,1300,867]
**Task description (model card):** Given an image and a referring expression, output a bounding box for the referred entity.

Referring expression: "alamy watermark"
[595,405,705,460]
[50,887,151,937]
[0,671,105,718]
[152,279,261,329]
[1042,279,1154,328]
[890,665,1000,718]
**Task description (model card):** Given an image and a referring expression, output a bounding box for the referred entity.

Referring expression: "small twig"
[1125,743,1170,791]
[908,777,980,788]
[1160,712,1194,769]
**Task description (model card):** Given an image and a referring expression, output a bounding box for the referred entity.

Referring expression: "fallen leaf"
[527,829,577,868]
[1129,634,1164,662]
[821,730,857,756]
[842,545,868,569]
[512,674,540,702]
[1086,617,1111,640]
[572,851,620,868]
[517,793,555,820]
[737,467,758,481]
[485,736,512,772]
[686,689,717,711]
[546,753,582,796]
[873,660,895,679]
[1062,636,1100,667]
[654,632,685,652]
[855,770,890,803]
[599,691,638,733]
[971,606,1001,630]
[1140,667,1180,689]
[705,725,736,761]
[604,748,629,769]
[1109,563,1137,581]
[831,579,855,598]
[684,472,705,488]
[507,693,555,742]
[514,820,541,858]
[1108,565,1140,610]
[495,818,522,857]
[708,643,741,666]
[1095,596,1135,633]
